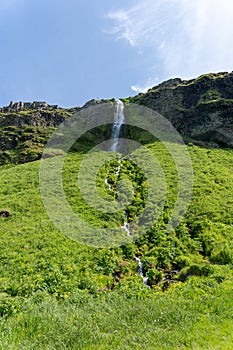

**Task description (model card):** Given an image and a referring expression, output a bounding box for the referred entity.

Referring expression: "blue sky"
[0,0,233,107]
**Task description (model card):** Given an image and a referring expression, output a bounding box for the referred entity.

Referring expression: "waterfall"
[135,257,149,285]
[109,99,131,235]
[107,99,149,287]
[122,222,131,237]
[110,99,125,152]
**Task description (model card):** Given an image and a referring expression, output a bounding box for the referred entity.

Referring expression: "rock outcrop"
[130,72,233,147]
[0,103,75,165]
[0,210,12,217]
[0,110,68,128]
[0,101,58,113]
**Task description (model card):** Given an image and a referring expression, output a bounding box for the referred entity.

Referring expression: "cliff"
[129,72,233,147]
[0,72,233,165]
[0,106,76,164]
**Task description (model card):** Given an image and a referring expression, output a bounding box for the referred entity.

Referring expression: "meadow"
[0,141,233,349]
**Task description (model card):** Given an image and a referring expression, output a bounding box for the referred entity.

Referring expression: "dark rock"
[0,111,68,128]
[0,210,12,217]
[131,71,233,148]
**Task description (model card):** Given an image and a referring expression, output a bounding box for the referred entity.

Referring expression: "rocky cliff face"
[0,107,75,164]
[0,72,233,165]
[0,111,65,128]
[130,72,233,147]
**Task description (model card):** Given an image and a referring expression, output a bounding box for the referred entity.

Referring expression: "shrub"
[179,264,215,281]
[147,268,163,286]
[210,246,233,265]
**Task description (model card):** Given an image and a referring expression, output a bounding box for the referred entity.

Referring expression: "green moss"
[183,72,229,86]
[197,89,221,105]
[197,97,233,106]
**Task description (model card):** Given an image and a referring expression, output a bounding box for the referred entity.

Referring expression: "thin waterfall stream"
[110,99,125,152]
[106,99,148,285]
[110,99,131,236]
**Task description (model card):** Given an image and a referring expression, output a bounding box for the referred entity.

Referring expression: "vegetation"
[0,107,73,165]
[180,72,230,87]
[0,137,233,348]
[0,126,55,165]
[1,278,233,349]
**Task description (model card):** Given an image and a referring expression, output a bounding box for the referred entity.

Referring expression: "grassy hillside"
[0,141,233,349]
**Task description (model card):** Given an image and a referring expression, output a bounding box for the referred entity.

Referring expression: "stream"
[107,99,148,285]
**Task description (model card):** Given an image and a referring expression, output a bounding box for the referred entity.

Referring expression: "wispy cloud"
[131,77,160,93]
[107,1,165,48]
[107,0,233,89]
[107,10,136,46]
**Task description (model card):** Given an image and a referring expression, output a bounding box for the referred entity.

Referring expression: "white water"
[110,99,125,152]
[115,165,121,176]
[105,178,112,192]
[114,162,132,237]
[135,257,149,285]
[121,222,131,237]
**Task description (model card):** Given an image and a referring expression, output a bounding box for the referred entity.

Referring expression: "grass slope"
[0,142,233,349]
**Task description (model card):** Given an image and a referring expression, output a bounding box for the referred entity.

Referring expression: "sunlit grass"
[0,142,233,348]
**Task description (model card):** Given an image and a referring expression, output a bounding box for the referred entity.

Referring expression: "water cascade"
[110,99,125,152]
[108,100,131,235]
[108,100,148,285]
[135,257,149,285]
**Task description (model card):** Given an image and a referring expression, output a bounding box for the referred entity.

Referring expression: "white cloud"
[107,2,164,48]
[131,77,159,93]
[107,0,233,85]
[131,85,146,93]
[107,10,140,47]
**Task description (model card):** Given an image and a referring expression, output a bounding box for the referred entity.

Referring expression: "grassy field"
[1,279,233,350]
[0,141,233,349]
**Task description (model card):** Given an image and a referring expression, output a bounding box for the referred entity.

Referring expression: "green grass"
[0,142,233,348]
[0,278,233,349]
